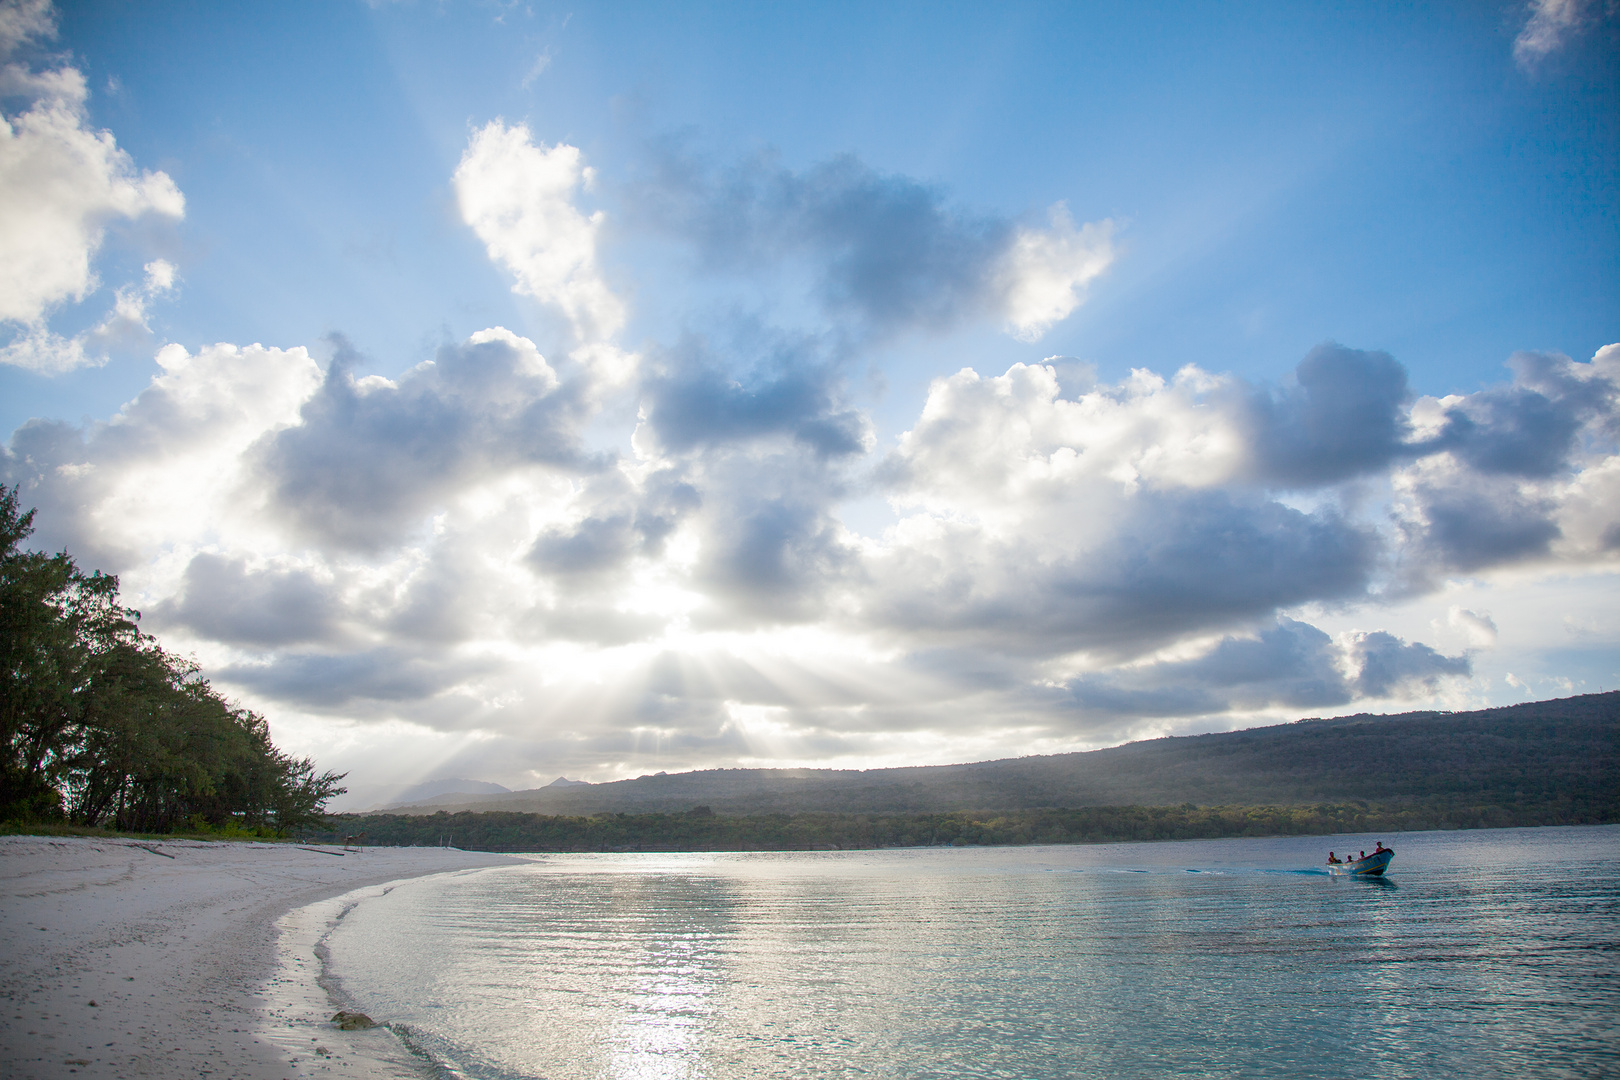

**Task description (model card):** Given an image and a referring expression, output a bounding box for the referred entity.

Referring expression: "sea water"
[320,826,1619,1079]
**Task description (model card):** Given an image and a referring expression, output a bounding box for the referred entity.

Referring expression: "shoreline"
[265,866,526,1079]
[0,835,513,1080]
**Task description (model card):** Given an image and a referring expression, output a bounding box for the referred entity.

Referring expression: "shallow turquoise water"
[325,826,1619,1079]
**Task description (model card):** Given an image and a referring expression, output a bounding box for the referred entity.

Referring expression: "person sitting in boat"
[1374,842,1386,853]
[1359,851,1366,860]
[1327,852,1341,864]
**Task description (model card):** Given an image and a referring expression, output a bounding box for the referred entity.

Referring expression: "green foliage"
[308,793,1617,854]
[0,487,346,832]
[392,693,1620,819]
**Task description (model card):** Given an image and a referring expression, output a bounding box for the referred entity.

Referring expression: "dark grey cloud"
[1401,475,1562,576]
[530,512,641,576]
[1246,343,1415,486]
[1065,618,1471,720]
[1349,630,1471,697]
[1194,343,1615,495]
[870,491,1375,659]
[255,332,599,550]
[149,553,336,646]
[1087,495,1374,641]
[2,418,102,557]
[1428,350,1617,477]
[871,343,1617,654]
[1163,619,1351,706]
[620,335,871,626]
[695,495,855,622]
[639,338,871,459]
[632,148,1016,335]
[666,443,862,626]
[1381,348,1617,582]
[1435,386,1583,476]
[528,467,699,582]
[221,647,481,710]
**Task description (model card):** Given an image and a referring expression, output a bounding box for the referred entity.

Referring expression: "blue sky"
[3,0,1616,806]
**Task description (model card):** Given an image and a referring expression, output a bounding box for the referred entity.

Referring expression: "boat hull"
[1327,849,1394,876]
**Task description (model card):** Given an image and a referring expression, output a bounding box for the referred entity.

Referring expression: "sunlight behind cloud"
[999,205,1117,341]
[3,0,1615,804]
[454,121,625,344]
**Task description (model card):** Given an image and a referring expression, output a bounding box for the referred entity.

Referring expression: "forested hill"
[390,692,1618,818]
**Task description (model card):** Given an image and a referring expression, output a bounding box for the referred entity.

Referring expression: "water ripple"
[326,825,1620,1080]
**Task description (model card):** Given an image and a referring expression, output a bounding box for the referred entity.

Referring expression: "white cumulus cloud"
[997,204,1116,341]
[9,335,1615,801]
[0,0,50,57]
[1448,607,1499,648]
[454,120,625,344]
[626,147,1118,343]
[1514,0,1591,69]
[6,73,1616,797]
[0,0,184,372]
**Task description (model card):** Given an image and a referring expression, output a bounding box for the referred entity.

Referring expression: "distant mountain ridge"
[381,692,1619,818]
[371,777,511,811]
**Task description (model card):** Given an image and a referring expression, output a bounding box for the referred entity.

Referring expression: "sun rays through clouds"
[2,0,1616,804]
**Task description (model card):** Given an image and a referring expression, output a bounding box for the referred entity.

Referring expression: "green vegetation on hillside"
[389,692,1620,821]
[0,488,345,833]
[314,792,1613,853]
[350,689,1617,852]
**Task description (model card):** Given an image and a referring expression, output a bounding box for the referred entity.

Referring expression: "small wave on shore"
[265,869,529,1080]
[263,884,443,1079]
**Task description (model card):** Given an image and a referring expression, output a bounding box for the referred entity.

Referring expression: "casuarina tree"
[0,486,345,831]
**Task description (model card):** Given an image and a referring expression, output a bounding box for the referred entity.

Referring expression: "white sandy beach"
[0,835,515,1080]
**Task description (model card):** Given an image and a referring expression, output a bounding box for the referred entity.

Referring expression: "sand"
[0,835,516,1079]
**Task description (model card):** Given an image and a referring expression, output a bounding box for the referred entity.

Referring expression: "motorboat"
[1327,848,1394,876]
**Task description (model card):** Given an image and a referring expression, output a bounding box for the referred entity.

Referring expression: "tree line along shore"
[328,689,1617,852]
[307,794,1614,853]
[0,488,345,834]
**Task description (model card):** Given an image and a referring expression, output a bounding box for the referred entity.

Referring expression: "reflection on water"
[325,826,1620,1079]
[601,879,723,1080]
